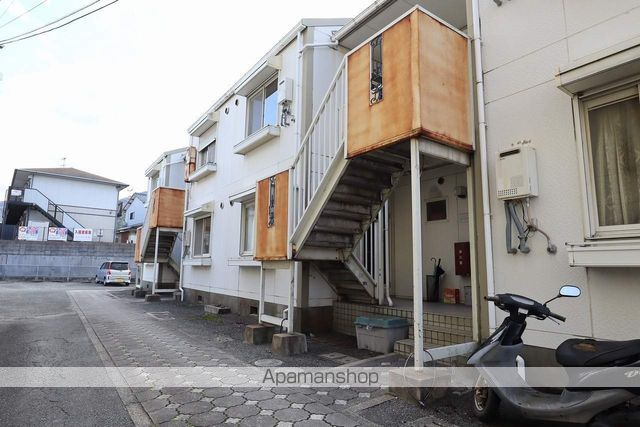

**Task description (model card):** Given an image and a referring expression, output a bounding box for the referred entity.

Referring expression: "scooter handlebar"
[548,311,566,322]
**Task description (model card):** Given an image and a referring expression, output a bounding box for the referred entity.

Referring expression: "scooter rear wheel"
[473,376,500,422]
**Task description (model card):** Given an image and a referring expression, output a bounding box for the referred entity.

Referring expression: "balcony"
[148,187,185,229]
[346,8,472,158]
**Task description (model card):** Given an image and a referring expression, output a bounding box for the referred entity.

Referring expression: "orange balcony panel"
[347,9,472,158]
[149,187,185,229]
[254,170,289,261]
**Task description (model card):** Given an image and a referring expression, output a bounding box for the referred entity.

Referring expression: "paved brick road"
[70,289,389,426]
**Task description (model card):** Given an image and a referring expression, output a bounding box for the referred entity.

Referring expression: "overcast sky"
[0,0,372,196]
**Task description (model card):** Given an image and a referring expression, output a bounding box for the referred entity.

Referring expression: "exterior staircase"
[288,58,406,303]
[3,187,85,240]
[135,187,184,293]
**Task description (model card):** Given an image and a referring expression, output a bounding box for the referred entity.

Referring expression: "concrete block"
[134,289,147,298]
[271,333,307,356]
[145,294,161,302]
[205,304,231,315]
[244,324,275,345]
[388,367,449,405]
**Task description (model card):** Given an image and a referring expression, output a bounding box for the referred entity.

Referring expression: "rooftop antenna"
[61,157,67,167]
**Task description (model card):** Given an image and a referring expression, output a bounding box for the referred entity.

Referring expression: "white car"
[95,261,131,286]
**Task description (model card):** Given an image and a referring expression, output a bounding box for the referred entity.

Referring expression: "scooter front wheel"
[473,375,500,422]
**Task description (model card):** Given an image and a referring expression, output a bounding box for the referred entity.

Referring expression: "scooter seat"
[556,338,640,367]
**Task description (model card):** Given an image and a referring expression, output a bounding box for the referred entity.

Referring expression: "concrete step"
[340,174,391,191]
[307,231,353,247]
[334,183,380,200]
[330,191,379,206]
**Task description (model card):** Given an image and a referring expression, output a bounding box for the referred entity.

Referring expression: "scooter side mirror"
[558,285,581,298]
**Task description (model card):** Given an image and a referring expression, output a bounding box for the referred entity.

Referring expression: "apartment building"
[479,0,640,361]
[135,148,187,294]
[181,0,640,365]
[182,18,352,329]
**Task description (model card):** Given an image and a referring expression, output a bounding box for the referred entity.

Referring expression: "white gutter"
[471,0,496,330]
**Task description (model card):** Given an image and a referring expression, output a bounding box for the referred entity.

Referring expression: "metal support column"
[153,230,159,295]
[288,262,296,333]
[258,264,265,324]
[410,138,424,367]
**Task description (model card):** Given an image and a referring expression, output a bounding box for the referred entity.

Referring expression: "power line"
[0,0,102,44]
[0,0,48,31]
[0,0,16,22]
[0,0,119,47]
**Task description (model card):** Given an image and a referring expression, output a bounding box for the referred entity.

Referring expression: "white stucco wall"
[391,166,471,303]
[480,0,640,347]
[29,174,120,242]
[182,24,342,308]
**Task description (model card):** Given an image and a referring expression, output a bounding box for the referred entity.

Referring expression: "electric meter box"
[277,77,293,104]
[496,146,539,200]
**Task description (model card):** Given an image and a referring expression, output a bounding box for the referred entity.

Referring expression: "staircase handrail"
[19,187,85,230]
[289,58,347,240]
[138,187,157,261]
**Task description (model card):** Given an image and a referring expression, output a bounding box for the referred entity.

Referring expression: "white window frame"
[191,215,212,257]
[577,81,640,239]
[197,140,216,170]
[246,75,279,137]
[239,200,256,257]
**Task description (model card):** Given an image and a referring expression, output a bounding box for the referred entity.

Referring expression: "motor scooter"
[468,285,640,426]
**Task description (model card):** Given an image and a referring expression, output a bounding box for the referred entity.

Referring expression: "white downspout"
[471,0,496,330]
[178,150,191,302]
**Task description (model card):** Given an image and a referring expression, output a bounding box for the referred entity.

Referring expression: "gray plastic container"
[354,316,409,354]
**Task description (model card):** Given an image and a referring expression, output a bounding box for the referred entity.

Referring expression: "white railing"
[23,188,85,231]
[289,58,347,237]
[355,201,390,304]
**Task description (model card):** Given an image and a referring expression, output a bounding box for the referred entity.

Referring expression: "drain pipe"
[178,159,191,303]
[471,0,496,330]
[295,29,339,148]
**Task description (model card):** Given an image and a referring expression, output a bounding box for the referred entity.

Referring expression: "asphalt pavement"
[0,281,135,426]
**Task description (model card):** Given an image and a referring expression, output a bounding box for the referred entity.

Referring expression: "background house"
[2,167,127,242]
[116,192,147,243]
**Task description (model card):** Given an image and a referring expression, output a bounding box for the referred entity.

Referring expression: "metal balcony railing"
[289,58,346,236]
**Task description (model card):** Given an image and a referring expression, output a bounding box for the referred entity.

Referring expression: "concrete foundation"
[205,304,231,315]
[145,294,161,302]
[271,333,307,356]
[388,368,449,405]
[182,289,332,334]
[244,324,275,345]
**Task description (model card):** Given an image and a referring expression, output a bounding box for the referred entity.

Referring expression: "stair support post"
[153,229,159,295]
[258,264,265,324]
[288,262,296,333]
[410,138,425,368]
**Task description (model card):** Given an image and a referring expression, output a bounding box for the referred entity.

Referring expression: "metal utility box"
[346,9,472,158]
[496,146,539,200]
[354,316,409,353]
